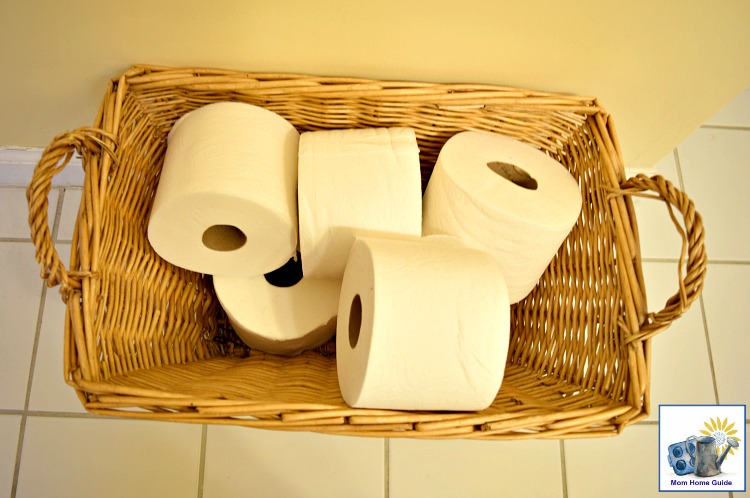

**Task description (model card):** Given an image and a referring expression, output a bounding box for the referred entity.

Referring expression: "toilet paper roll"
[422,131,582,303]
[298,127,422,279]
[337,235,510,411]
[214,257,340,356]
[148,102,299,276]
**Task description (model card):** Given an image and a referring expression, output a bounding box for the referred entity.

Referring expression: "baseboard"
[0,148,84,186]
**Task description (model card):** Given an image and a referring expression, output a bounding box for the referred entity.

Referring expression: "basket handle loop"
[26,127,117,295]
[617,174,706,343]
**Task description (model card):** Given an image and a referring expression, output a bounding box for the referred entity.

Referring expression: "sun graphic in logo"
[701,417,741,457]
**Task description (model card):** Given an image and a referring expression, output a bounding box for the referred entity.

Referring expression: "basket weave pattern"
[26,65,706,439]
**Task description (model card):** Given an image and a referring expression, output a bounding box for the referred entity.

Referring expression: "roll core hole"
[202,225,247,252]
[349,294,362,349]
[487,161,538,190]
[264,254,303,288]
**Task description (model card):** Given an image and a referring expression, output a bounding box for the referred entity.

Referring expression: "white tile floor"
[1,88,748,497]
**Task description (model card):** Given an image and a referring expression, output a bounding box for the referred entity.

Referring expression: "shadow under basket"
[27,65,706,440]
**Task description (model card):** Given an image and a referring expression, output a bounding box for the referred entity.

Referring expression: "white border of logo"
[659,404,746,492]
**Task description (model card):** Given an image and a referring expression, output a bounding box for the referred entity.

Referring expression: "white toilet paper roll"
[214,257,340,356]
[148,102,299,276]
[337,235,510,411]
[298,127,422,279]
[423,131,582,303]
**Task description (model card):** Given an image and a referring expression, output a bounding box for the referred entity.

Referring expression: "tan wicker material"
[26,65,706,439]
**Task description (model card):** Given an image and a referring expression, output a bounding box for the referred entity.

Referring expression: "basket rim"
[25,64,706,440]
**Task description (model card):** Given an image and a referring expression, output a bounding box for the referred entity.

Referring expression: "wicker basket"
[27,65,705,440]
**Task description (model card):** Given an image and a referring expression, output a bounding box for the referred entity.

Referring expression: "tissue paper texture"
[214,272,340,356]
[422,131,582,303]
[336,235,510,411]
[148,102,299,276]
[298,127,422,279]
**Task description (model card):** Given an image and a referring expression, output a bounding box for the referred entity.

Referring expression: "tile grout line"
[196,424,207,498]
[674,147,721,405]
[9,319,45,497]
[672,148,686,193]
[675,143,723,406]
[0,237,35,243]
[10,188,64,498]
[559,440,569,498]
[9,410,99,419]
[384,438,390,498]
[9,414,26,498]
[699,294,721,405]
[0,410,24,416]
[641,257,680,263]
[11,408,322,421]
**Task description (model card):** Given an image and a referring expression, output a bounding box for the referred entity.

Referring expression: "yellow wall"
[1,0,748,168]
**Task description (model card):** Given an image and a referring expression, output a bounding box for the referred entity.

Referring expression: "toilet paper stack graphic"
[422,131,582,304]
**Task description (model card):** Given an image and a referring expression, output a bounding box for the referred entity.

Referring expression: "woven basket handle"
[618,174,707,343]
[27,127,116,294]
